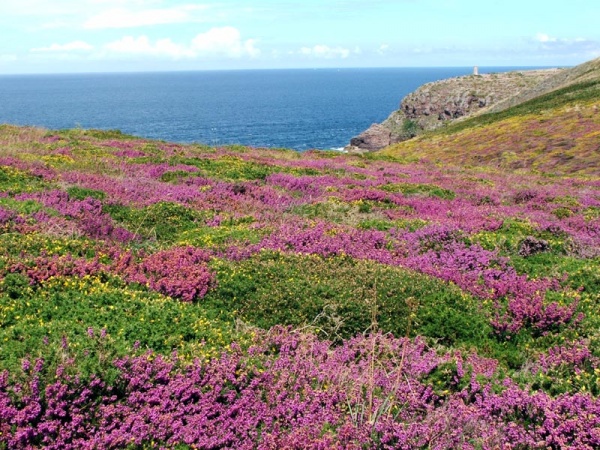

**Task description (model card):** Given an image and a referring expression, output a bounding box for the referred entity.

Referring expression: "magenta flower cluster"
[2,329,600,449]
[116,246,216,301]
[7,253,104,285]
[7,246,216,302]
[16,190,136,242]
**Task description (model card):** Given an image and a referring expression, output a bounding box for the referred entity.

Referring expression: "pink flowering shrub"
[2,330,600,449]
[538,340,599,372]
[5,247,216,302]
[0,205,14,226]
[4,126,600,448]
[118,246,216,301]
[7,254,105,285]
[16,190,136,242]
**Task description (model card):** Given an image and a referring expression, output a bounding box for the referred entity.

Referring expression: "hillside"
[379,57,600,175]
[484,56,600,114]
[346,67,560,151]
[2,124,600,447]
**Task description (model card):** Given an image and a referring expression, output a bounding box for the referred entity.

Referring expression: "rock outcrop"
[346,68,561,152]
[348,123,391,152]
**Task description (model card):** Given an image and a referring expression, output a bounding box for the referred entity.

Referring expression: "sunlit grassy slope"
[381,58,600,176]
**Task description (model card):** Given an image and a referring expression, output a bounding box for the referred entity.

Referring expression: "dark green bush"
[206,252,490,347]
[66,186,106,200]
[1,273,30,299]
[104,201,207,242]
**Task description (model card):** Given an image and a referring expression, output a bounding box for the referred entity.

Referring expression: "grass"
[382,98,600,175]
[437,79,600,136]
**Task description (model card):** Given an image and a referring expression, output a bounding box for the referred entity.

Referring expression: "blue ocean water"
[0,67,539,150]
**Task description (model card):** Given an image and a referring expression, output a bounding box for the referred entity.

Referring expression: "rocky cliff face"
[346,68,561,153]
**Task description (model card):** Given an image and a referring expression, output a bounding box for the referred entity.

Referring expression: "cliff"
[346,68,560,152]
[380,57,600,176]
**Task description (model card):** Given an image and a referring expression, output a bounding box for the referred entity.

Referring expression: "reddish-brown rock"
[347,69,560,152]
[348,123,391,151]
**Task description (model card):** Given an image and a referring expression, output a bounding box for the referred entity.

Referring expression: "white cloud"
[299,45,354,59]
[535,33,557,43]
[84,5,208,29]
[533,33,600,56]
[104,35,194,58]
[377,44,389,55]
[31,41,94,52]
[191,26,259,58]
[103,27,260,59]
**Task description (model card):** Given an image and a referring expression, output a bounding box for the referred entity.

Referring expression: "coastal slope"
[346,68,560,152]
[380,57,600,175]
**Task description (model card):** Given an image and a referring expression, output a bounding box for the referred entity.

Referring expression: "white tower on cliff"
[473,66,479,76]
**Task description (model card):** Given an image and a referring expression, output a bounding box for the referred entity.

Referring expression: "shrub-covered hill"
[483,56,600,115]
[2,124,600,448]
[381,58,600,176]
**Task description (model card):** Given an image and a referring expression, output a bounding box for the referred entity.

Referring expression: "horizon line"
[0,64,565,77]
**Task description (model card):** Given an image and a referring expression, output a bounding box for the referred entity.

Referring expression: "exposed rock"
[347,68,561,152]
[349,123,391,151]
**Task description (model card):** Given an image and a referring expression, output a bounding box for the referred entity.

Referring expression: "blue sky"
[1,0,599,74]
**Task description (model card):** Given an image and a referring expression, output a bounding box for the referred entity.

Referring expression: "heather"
[2,125,600,448]
[382,74,600,175]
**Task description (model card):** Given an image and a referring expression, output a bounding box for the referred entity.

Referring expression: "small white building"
[473,66,479,76]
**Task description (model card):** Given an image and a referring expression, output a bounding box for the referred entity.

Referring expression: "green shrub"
[379,182,455,200]
[0,273,30,299]
[357,218,428,232]
[401,119,420,139]
[66,186,107,201]
[205,252,490,347]
[0,233,97,259]
[159,170,196,183]
[552,207,574,219]
[173,156,278,180]
[105,201,207,242]
[291,201,352,222]
[59,128,137,140]
[0,166,52,194]
[0,274,238,378]
[0,198,45,215]
[176,222,266,250]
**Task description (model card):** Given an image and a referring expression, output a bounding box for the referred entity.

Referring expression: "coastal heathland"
[1,110,600,447]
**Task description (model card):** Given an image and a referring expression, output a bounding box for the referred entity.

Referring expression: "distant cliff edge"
[346,68,561,152]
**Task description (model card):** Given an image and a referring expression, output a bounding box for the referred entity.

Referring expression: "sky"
[0,0,599,74]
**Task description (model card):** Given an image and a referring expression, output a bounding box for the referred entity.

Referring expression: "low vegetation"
[382,58,600,176]
[1,122,600,448]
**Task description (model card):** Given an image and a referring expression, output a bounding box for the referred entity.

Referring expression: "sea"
[0,67,542,151]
